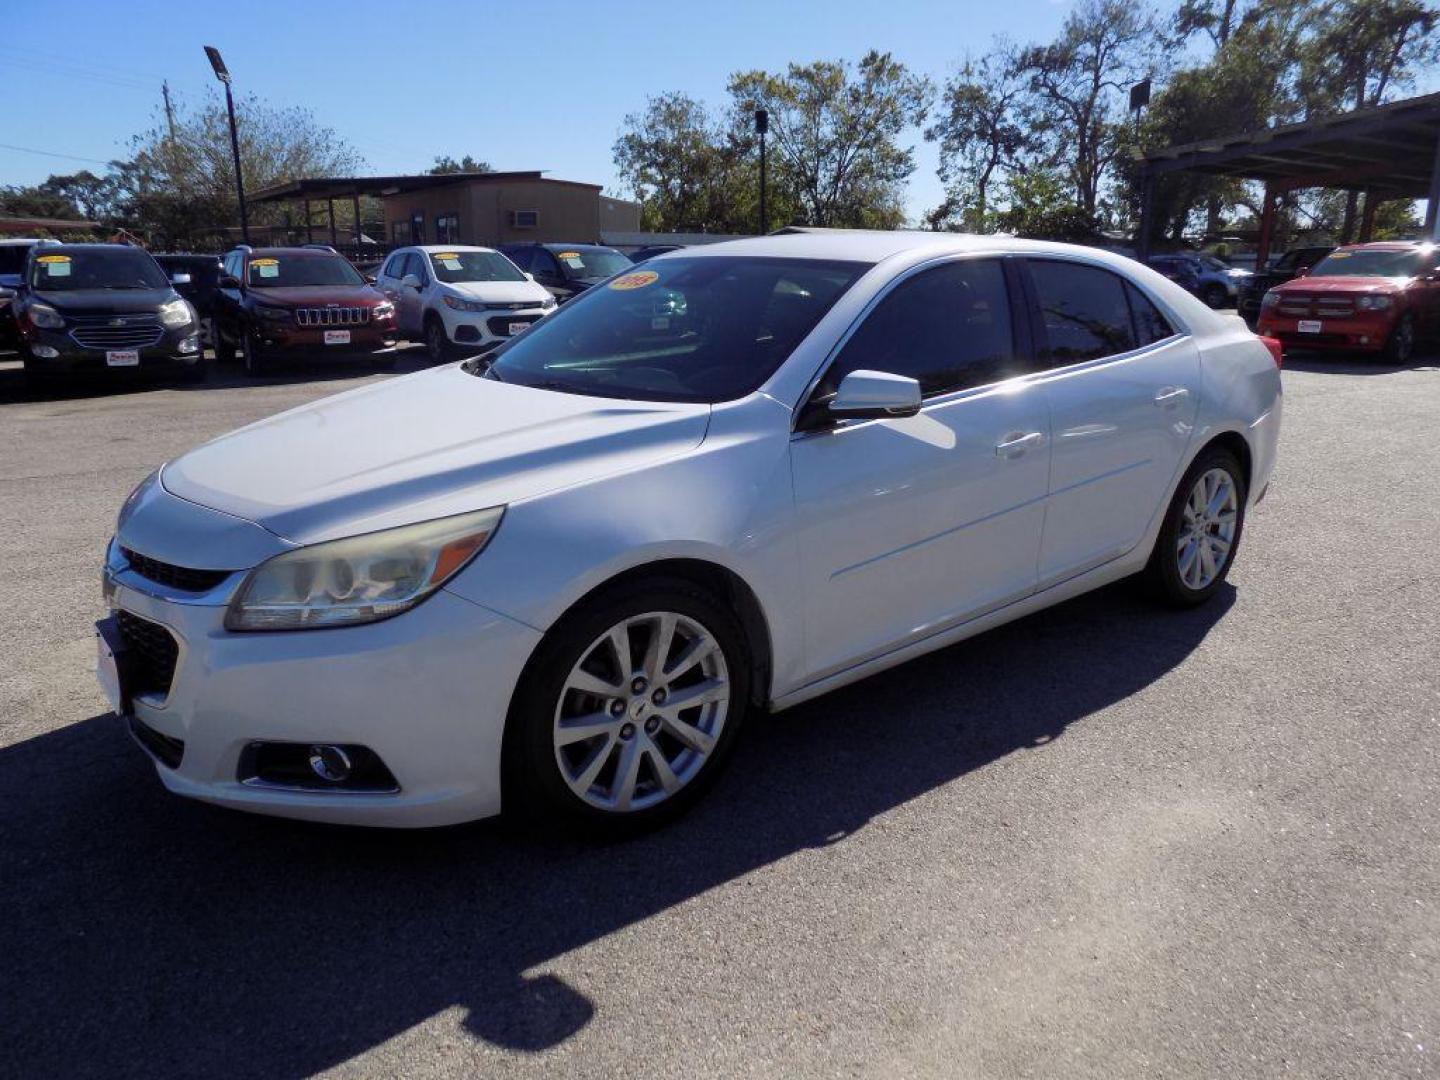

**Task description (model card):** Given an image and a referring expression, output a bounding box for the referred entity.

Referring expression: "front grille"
[482,301,543,311]
[116,610,179,698]
[69,313,165,350]
[295,306,370,327]
[487,314,540,336]
[121,546,232,593]
[129,715,184,769]
[1277,295,1357,319]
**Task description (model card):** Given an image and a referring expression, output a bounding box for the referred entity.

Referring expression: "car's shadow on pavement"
[0,580,1234,1077]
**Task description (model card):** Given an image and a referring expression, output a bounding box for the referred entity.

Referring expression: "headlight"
[225,506,504,631]
[540,296,557,311]
[254,304,291,322]
[442,294,486,312]
[372,301,395,319]
[29,302,64,329]
[159,298,193,328]
[1356,295,1393,311]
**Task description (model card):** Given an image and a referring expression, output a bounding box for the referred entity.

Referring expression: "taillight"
[1258,335,1283,368]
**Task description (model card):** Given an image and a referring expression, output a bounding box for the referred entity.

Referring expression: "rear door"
[788,257,1052,678]
[395,252,428,336]
[1021,258,1199,588]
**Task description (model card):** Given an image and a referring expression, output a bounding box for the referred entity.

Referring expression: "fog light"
[308,744,352,783]
[1359,336,1369,345]
[31,344,59,358]
[179,335,199,354]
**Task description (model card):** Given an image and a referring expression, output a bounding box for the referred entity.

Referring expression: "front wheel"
[1383,313,1414,365]
[1145,446,1247,607]
[241,328,266,376]
[424,316,451,364]
[505,580,750,832]
[1201,283,1229,309]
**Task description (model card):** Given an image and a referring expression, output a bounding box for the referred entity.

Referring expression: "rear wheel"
[1383,313,1414,365]
[1201,283,1229,309]
[505,580,750,833]
[1145,446,1247,608]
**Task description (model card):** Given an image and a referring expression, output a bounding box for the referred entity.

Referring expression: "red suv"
[212,245,399,374]
[1257,241,1440,364]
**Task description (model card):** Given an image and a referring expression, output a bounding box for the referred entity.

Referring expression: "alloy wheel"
[426,321,447,362]
[552,611,730,813]
[1176,467,1238,591]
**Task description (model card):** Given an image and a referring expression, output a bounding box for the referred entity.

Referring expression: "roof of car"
[534,243,621,252]
[36,242,152,254]
[410,244,500,254]
[242,247,347,258]
[675,228,1152,267]
[1333,240,1434,252]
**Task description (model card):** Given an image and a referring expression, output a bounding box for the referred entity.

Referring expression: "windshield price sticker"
[438,256,463,270]
[558,251,581,260]
[609,270,660,291]
[252,258,280,279]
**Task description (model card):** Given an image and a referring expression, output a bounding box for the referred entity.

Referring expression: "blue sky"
[1,0,1084,223]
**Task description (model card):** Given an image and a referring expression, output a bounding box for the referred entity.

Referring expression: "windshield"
[428,250,526,284]
[247,254,364,288]
[1309,248,1430,279]
[554,249,632,280]
[29,248,168,291]
[483,256,868,403]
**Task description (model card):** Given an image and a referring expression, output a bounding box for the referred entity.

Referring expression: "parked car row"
[1145,252,1252,309]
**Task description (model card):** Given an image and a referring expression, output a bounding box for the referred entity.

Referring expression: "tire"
[241,328,266,376]
[1201,283,1229,309]
[1145,446,1247,608]
[504,579,751,833]
[214,323,236,364]
[1383,313,1414,365]
[423,315,451,364]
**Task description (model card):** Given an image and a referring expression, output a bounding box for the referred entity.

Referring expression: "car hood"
[161,364,712,546]
[37,287,177,313]
[246,284,386,307]
[444,280,551,305]
[1274,276,1406,295]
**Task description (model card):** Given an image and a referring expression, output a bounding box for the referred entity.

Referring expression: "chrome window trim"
[789,248,1192,441]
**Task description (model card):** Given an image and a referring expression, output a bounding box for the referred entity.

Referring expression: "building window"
[509,209,539,229]
[410,212,425,244]
[392,220,410,244]
[436,213,460,243]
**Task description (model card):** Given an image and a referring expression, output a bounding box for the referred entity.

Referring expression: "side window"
[819,259,1017,400]
[1028,260,1137,367]
[410,252,429,285]
[1126,283,1175,346]
[504,247,532,271]
[532,249,559,277]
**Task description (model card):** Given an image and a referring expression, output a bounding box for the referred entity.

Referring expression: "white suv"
[375,245,555,361]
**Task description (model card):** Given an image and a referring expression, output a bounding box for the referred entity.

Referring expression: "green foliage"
[427,155,493,175]
[994,169,1103,241]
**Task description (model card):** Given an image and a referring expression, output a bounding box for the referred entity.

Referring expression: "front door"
[788,258,1052,680]
[1020,258,1200,587]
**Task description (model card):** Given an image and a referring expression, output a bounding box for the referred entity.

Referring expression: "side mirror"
[218,274,242,290]
[829,370,923,421]
[364,273,377,285]
[1293,266,1309,278]
[401,273,422,289]
[171,272,192,286]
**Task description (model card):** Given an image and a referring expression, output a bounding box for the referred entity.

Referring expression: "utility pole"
[162,80,177,143]
[754,108,769,235]
[204,46,250,246]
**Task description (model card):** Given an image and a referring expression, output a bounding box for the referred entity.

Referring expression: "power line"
[0,141,116,166]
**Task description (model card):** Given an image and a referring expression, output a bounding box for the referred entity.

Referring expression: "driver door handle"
[1154,386,1191,408]
[995,431,1045,458]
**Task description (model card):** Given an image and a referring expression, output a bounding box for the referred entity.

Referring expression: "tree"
[727,51,932,228]
[1015,0,1160,218]
[613,91,764,233]
[427,155,493,175]
[994,168,1102,241]
[924,43,1034,231]
[119,89,364,247]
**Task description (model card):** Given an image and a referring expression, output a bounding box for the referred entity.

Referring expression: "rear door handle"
[995,431,1045,458]
[1154,386,1190,408]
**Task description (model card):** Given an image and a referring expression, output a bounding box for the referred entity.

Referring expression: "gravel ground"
[0,348,1436,1079]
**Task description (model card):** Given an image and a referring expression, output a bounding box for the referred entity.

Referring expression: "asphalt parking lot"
[0,346,1436,1079]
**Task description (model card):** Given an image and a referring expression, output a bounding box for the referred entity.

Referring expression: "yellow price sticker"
[251,257,279,266]
[609,270,660,291]
[36,254,71,263]
[558,251,581,260]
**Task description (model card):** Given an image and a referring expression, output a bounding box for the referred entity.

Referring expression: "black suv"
[13,243,203,382]
[1238,245,1335,323]
[497,243,633,303]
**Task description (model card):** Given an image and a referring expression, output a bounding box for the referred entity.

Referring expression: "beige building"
[250,172,640,250]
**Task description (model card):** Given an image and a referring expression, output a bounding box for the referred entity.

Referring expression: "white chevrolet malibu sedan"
[98,230,1282,830]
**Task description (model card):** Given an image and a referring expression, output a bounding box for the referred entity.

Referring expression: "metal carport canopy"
[1136,91,1440,260]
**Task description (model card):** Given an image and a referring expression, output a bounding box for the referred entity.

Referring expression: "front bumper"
[24,323,201,371]
[437,303,549,350]
[101,538,541,827]
[1256,312,1395,352]
[249,321,399,357]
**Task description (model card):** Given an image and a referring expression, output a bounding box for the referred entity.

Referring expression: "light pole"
[204,46,250,246]
[754,108,769,235]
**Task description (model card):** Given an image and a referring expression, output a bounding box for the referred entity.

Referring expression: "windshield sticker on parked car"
[609,270,660,291]
[558,251,581,260]
[251,258,280,279]
[37,255,71,277]
[36,254,70,262]
[1328,251,1351,259]
[435,254,463,270]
